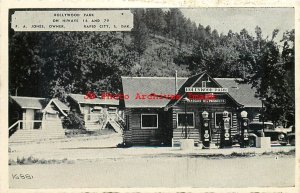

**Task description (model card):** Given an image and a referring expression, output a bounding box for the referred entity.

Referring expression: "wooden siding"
[172,102,239,144]
[123,98,243,146]
[172,128,200,145]
[123,108,173,145]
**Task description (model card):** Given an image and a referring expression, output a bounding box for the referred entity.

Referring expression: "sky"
[181,8,294,42]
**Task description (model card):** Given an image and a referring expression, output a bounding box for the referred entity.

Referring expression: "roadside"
[9,134,296,188]
[8,133,295,164]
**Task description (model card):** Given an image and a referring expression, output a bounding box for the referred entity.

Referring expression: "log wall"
[124,101,241,146]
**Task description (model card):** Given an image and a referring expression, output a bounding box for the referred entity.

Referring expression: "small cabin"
[9,96,69,142]
[121,72,262,146]
[67,93,122,131]
[42,98,69,123]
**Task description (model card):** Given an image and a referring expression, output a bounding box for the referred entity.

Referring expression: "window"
[125,115,130,130]
[215,112,232,128]
[202,81,206,88]
[177,113,195,128]
[141,114,158,129]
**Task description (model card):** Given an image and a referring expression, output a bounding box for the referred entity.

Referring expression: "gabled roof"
[171,72,242,107]
[121,74,261,108]
[43,98,70,116]
[214,78,261,108]
[68,93,119,106]
[121,76,187,108]
[10,96,47,109]
[52,98,69,111]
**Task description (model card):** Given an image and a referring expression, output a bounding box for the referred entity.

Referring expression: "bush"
[117,142,133,148]
[63,111,85,130]
[9,156,72,165]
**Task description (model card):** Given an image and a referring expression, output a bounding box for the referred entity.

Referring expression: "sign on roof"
[185,87,228,93]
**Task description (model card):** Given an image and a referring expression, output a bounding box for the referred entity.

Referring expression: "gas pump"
[220,111,232,148]
[240,110,249,148]
[201,111,211,148]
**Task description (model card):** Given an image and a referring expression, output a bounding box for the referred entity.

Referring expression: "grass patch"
[143,152,257,159]
[203,152,256,159]
[66,127,116,138]
[262,149,295,156]
[230,152,256,157]
[9,156,74,165]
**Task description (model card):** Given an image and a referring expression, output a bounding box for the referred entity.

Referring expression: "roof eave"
[21,107,42,110]
[125,106,165,108]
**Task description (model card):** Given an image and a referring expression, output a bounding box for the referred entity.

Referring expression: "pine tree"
[145,8,166,36]
[131,9,149,59]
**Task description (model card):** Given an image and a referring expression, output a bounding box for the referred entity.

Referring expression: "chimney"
[175,70,178,94]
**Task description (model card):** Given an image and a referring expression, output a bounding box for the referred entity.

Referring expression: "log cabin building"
[67,93,122,131]
[121,72,261,146]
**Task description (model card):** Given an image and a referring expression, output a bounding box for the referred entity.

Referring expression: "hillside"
[130,34,193,77]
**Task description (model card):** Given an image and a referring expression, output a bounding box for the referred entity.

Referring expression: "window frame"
[141,113,158,129]
[214,112,233,128]
[177,112,195,129]
[202,81,207,88]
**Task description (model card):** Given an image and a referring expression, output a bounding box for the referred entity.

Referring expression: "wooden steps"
[85,121,102,131]
[172,129,200,145]
[9,129,65,143]
[107,118,123,133]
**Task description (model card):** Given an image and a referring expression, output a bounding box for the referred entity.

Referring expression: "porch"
[83,111,125,133]
[9,120,65,143]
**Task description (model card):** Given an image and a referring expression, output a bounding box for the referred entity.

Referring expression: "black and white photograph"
[1,1,298,192]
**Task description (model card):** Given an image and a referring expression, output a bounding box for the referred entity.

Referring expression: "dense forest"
[9,8,295,124]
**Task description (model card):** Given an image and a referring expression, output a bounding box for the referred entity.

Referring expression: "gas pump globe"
[223,111,229,117]
[201,111,211,148]
[240,110,249,148]
[202,111,209,119]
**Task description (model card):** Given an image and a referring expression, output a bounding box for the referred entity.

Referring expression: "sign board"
[189,99,226,104]
[185,87,228,93]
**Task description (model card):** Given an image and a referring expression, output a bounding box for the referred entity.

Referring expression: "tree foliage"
[9,31,135,99]
[9,8,295,125]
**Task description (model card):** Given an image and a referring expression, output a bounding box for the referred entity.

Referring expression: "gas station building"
[120,72,261,146]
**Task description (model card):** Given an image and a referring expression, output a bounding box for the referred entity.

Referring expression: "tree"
[9,32,55,97]
[279,29,295,126]
[145,8,166,36]
[167,8,184,44]
[240,28,295,125]
[184,19,194,44]
[9,31,135,100]
[131,9,149,59]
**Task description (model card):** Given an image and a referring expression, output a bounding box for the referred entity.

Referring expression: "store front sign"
[189,99,226,104]
[185,87,228,93]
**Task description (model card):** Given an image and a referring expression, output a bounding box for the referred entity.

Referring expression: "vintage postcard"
[0,0,298,193]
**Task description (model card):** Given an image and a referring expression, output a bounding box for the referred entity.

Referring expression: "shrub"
[63,111,86,130]
[9,156,72,165]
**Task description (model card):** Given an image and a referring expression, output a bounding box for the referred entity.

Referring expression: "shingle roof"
[214,78,261,108]
[42,98,69,116]
[52,99,69,111]
[11,96,47,109]
[122,76,261,108]
[121,77,187,108]
[68,93,119,106]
